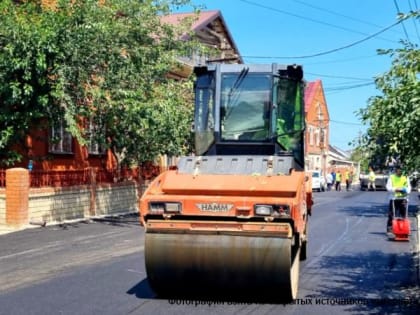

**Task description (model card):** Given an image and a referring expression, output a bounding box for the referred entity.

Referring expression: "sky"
[177,0,420,151]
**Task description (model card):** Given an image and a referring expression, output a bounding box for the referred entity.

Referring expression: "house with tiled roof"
[1,8,241,175]
[304,80,330,174]
[160,10,242,78]
[0,6,244,229]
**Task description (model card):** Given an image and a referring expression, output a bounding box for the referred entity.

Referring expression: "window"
[49,121,73,154]
[315,129,320,146]
[87,118,106,155]
[309,126,314,146]
[194,73,216,155]
[221,73,271,141]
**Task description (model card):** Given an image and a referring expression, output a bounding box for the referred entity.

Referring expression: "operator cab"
[193,63,305,169]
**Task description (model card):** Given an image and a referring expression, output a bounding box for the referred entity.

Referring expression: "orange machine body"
[140,168,309,236]
[138,63,310,301]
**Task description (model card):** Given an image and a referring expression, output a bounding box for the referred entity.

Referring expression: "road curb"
[0,225,22,235]
[0,211,139,236]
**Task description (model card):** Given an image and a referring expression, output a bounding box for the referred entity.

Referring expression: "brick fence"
[0,168,146,228]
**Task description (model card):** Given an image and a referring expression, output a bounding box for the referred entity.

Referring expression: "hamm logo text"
[196,203,234,212]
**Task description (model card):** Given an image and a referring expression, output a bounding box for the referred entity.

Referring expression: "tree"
[0,0,202,167]
[357,12,420,172]
[350,146,369,173]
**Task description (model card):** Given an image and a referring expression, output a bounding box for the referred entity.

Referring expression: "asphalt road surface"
[0,189,419,315]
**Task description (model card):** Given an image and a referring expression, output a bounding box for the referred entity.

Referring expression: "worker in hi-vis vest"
[368,166,376,191]
[385,166,411,231]
[335,172,342,191]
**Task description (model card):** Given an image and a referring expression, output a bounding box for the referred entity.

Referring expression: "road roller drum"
[145,232,300,301]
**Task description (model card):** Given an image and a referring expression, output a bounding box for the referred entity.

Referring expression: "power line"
[393,0,411,41]
[291,0,402,35]
[330,119,363,126]
[245,54,385,66]
[305,72,372,81]
[243,55,378,65]
[324,82,375,92]
[408,0,420,42]
[238,0,399,44]
[302,54,380,66]
[240,19,402,59]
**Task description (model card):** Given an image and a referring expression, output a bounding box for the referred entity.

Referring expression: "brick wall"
[95,182,139,216]
[29,186,91,224]
[28,182,139,225]
[1,167,141,228]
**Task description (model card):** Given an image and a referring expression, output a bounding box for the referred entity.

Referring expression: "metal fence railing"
[0,164,163,188]
[30,169,91,188]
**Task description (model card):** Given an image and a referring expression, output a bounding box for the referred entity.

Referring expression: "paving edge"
[0,211,139,236]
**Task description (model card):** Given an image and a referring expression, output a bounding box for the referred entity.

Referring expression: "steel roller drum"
[145,232,299,301]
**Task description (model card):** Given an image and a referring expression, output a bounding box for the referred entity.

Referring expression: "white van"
[311,170,326,192]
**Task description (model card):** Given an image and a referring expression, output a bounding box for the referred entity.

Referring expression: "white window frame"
[49,121,73,154]
[87,118,106,155]
[309,126,314,146]
[315,129,320,146]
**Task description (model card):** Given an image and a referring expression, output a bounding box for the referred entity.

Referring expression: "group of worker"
[325,165,412,233]
[326,169,354,191]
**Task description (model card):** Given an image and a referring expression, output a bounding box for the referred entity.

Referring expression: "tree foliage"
[350,147,369,173]
[357,12,420,172]
[0,0,201,167]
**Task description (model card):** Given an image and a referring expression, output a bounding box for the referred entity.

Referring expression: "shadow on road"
[126,277,296,304]
[91,213,140,228]
[336,201,417,219]
[307,250,419,314]
[42,213,141,232]
[127,278,156,299]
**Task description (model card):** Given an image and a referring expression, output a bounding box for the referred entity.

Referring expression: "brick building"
[0,7,242,228]
[2,8,241,174]
[304,80,330,175]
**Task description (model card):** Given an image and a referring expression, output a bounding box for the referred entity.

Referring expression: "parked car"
[311,170,326,192]
[359,171,389,191]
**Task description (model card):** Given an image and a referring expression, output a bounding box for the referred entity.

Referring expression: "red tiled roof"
[304,81,318,112]
[304,79,329,119]
[160,10,242,63]
[160,10,221,31]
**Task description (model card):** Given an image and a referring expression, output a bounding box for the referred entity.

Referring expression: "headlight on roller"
[255,205,273,216]
[149,202,182,213]
[149,202,165,214]
[164,202,182,213]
